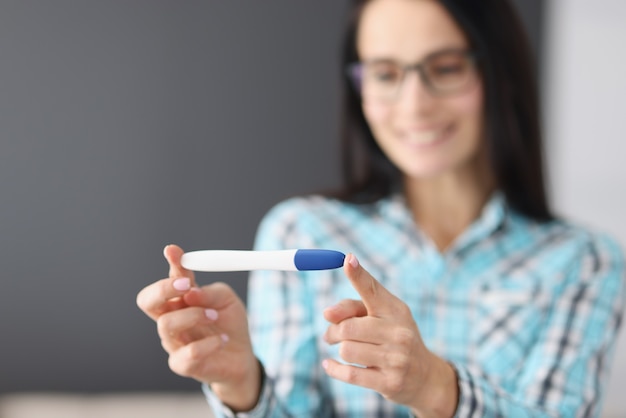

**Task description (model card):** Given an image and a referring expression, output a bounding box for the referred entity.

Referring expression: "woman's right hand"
[136,244,261,412]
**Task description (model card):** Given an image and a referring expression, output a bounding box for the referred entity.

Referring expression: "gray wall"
[0,1,543,393]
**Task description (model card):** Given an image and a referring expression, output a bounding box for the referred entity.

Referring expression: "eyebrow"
[361,58,400,65]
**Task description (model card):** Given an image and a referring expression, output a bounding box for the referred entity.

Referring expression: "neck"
[404,158,495,252]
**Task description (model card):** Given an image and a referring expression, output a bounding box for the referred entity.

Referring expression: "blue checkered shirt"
[204,193,625,417]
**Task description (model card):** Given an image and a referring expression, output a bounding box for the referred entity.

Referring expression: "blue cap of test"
[293,249,346,271]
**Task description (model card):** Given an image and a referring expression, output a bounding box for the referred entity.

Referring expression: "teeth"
[405,131,440,145]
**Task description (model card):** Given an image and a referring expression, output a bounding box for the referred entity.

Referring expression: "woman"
[137,0,625,416]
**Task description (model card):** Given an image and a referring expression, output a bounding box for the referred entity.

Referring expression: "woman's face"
[357,0,485,182]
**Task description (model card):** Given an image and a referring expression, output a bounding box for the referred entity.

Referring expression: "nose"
[395,69,434,115]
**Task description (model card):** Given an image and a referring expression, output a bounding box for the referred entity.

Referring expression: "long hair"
[330,0,552,221]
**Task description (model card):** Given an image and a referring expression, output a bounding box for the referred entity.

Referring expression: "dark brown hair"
[331,0,552,221]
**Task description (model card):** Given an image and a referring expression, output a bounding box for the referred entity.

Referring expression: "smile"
[400,125,453,148]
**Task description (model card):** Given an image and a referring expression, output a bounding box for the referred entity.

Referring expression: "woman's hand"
[323,254,459,418]
[136,245,261,412]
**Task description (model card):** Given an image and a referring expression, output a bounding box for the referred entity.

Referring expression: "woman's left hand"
[323,254,458,418]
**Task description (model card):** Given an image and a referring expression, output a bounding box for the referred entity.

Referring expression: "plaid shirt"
[204,193,625,418]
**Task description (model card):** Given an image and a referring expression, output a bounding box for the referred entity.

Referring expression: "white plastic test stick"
[180,249,346,272]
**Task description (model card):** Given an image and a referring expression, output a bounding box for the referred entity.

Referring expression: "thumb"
[164,244,196,285]
[343,253,396,317]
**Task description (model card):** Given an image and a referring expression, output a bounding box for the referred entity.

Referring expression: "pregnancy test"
[181,249,346,272]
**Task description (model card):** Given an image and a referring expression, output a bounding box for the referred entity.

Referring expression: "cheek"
[362,101,391,129]
[456,84,484,131]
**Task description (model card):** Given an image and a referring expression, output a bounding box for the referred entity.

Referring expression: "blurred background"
[0,0,624,416]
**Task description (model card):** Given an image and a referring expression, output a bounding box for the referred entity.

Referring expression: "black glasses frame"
[346,48,479,99]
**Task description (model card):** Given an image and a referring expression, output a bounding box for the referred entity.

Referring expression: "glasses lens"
[423,51,474,94]
[357,61,403,101]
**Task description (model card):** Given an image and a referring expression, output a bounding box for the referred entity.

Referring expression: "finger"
[182,282,241,312]
[337,338,415,375]
[168,333,229,380]
[323,299,368,324]
[336,340,383,368]
[324,316,387,345]
[136,276,194,321]
[343,253,397,317]
[322,358,381,392]
[157,306,220,348]
[164,244,196,285]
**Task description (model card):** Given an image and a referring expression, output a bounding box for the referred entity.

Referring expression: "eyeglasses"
[347,49,478,101]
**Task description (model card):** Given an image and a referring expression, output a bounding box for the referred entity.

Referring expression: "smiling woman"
[136,0,624,417]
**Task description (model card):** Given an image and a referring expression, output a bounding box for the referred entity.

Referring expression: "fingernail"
[220,333,229,344]
[348,254,359,268]
[163,245,170,257]
[205,309,218,321]
[322,359,329,370]
[173,277,191,291]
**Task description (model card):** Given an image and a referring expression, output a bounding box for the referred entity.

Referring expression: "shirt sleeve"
[201,364,278,418]
[452,233,625,418]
